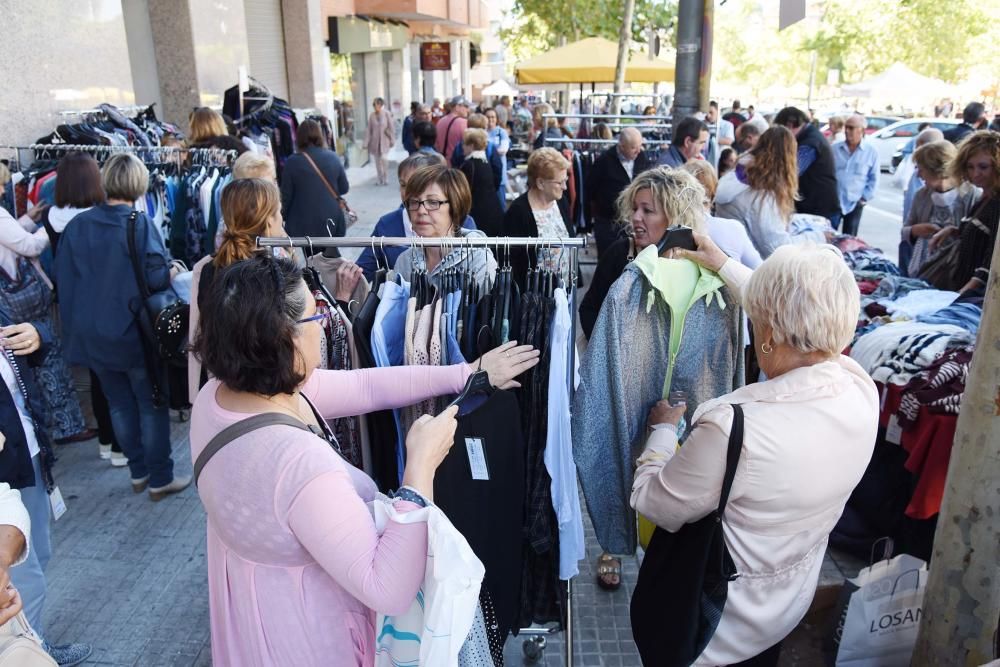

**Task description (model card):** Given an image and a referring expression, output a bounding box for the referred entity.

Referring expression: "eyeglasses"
[405,198,450,212]
[543,179,568,188]
[295,305,331,325]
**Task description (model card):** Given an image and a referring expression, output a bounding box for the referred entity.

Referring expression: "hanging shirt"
[532,201,571,278]
[544,288,585,580]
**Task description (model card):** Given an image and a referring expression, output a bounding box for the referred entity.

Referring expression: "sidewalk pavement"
[41,159,865,666]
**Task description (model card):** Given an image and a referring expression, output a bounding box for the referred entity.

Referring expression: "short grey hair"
[232,152,276,180]
[398,151,445,177]
[618,127,642,147]
[743,243,859,355]
[915,127,944,148]
[0,162,10,185]
[102,153,149,201]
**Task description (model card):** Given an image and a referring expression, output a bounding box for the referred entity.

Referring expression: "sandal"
[596,552,622,591]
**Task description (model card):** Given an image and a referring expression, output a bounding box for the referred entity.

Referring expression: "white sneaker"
[99,443,111,459]
[110,451,128,467]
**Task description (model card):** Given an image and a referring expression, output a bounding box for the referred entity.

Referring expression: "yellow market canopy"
[515,37,675,85]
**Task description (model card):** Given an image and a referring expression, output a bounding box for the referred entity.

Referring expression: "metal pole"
[673,0,706,126]
[257,236,587,249]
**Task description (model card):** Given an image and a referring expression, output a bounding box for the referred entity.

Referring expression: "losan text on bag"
[869,606,921,634]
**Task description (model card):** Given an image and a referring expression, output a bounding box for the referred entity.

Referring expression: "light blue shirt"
[544,288,585,580]
[833,140,880,215]
[370,276,411,482]
[903,170,924,226]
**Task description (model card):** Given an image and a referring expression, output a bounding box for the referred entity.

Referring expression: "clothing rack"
[544,113,673,121]
[19,144,238,166]
[259,235,582,667]
[57,104,151,117]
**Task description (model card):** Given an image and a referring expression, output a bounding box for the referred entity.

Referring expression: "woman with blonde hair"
[459,128,504,236]
[187,107,248,155]
[576,167,707,591]
[503,147,574,290]
[715,126,827,258]
[187,178,286,398]
[531,102,563,150]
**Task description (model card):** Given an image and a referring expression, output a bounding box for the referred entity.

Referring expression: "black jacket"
[587,146,652,220]
[280,146,350,242]
[794,123,839,218]
[579,236,633,339]
[460,159,505,237]
[189,135,250,155]
[0,311,55,490]
[943,123,976,145]
[503,192,572,291]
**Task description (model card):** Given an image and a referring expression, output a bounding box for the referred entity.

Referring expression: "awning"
[841,63,951,99]
[515,37,674,85]
[481,79,519,97]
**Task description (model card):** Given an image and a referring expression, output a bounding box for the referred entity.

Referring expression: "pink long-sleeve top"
[190,363,471,667]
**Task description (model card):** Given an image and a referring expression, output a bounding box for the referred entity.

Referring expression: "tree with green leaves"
[500,0,677,62]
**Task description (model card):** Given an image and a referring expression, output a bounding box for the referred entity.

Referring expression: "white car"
[867,118,959,172]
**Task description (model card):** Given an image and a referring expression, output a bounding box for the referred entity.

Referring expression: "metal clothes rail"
[10,144,239,167]
[257,235,581,666]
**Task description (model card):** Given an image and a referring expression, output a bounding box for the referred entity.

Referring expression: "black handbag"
[630,403,745,666]
[125,211,189,368]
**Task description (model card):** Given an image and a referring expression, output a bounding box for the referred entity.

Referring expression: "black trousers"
[840,203,865,237]
[89,369,121,453]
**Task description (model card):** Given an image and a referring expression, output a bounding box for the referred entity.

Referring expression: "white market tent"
[481,79,519,97]
[841,63,951,99]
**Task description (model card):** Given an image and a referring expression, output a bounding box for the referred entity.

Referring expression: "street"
[857,175,905,263]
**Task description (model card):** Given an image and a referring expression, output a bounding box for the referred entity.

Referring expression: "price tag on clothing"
[49,486,67,521]
[885,415,903,445]
[465,437,490,481]
[879,385,888,412]
[0,432,5,451]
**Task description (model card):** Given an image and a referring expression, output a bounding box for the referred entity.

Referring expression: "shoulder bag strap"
[716,403,745,518]
[442,116,459,157]
[125,211,152,301]
[193,412,313,486]
[301,151,345,206]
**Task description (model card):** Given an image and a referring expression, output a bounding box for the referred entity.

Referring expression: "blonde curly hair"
[615,167,706,233]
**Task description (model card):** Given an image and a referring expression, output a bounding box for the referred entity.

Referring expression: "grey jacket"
[571,263,745,554]
[394,228,498,292]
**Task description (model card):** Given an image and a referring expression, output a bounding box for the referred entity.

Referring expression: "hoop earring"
[760,342,773,355]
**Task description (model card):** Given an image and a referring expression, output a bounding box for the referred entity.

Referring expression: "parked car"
[870,118,960,172]
[822,115,901,138]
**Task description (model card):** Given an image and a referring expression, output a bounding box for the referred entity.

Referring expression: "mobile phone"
[656,226,696,255]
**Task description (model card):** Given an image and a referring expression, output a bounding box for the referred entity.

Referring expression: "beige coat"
[631,259,879,665]
[364,110,395,156]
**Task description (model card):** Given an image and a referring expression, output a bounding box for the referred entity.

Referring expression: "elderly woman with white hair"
[631,235,878,666]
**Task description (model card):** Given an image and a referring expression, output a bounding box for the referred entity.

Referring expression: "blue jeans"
[10,456,52,639]
[94,366,173,487]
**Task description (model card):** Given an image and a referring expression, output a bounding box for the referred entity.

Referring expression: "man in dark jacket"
[587,127,652,254]
[943,102,986,145]
[656,116,709,169]
[0,310,91,665]
[774,106,840,221]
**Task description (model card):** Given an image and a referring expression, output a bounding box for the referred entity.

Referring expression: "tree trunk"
[612,0,636,115]
[912,233,1000,664]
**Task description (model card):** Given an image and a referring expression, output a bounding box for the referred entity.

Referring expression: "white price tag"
[49,486,67,521]
[886,415,903,445]
[465,437,490,481]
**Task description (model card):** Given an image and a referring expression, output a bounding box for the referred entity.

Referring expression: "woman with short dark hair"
[48,152,106,252]
[280,118,351,247]
[190,253,538,665]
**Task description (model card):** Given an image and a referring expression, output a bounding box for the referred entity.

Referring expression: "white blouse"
[631,259,879,665]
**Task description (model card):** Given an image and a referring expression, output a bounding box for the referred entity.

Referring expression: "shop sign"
[420,42,452,71]
[370,24,392,49]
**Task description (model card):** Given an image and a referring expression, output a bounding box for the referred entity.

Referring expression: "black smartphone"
[656,226,696,254]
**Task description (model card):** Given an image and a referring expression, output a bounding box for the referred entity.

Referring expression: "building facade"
[0,0,486,156]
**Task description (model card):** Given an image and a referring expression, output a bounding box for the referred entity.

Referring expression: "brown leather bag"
[301,151,358,227]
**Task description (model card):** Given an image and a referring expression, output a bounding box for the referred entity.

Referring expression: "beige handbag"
[0,611,57,666]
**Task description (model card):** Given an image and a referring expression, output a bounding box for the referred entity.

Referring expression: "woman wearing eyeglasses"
[393,164,498,292]
[190,253,538,666]
[502,147,574,291]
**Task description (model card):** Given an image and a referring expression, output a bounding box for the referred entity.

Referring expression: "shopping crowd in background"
[0,81,997,666]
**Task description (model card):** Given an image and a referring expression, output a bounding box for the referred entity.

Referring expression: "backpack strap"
[193,413,312,486]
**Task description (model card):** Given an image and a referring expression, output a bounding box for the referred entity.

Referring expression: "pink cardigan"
[190,363,470,666]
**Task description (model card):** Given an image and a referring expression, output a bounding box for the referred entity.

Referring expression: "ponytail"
[214,178,281,268]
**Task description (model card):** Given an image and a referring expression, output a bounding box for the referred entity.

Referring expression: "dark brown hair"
[403,165,472,233]
[296,119,327,150]
[54,152,106,208]
[194,255,309,396]
[215,179,280,268]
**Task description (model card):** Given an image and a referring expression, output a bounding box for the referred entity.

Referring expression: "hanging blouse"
[532,201,571,278]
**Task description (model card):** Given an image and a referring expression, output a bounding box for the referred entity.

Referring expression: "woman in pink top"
[189,254,539,666]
